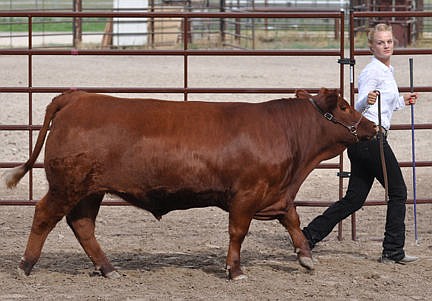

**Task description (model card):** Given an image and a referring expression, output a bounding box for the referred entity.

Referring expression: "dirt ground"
[0,54,431,300]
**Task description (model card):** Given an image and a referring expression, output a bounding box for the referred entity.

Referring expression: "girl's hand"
[367,91,379,105]
[404,92,418,105]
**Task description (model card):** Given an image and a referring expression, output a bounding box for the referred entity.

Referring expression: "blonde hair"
[367,23,393,48]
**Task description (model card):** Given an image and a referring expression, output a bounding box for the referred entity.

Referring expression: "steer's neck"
[280,100,347,196]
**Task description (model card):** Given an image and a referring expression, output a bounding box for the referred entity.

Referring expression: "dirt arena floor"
[1,54,431,300]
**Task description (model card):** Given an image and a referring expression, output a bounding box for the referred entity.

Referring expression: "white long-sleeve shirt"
[356,57,406,130]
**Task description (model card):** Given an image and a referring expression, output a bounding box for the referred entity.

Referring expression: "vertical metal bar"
[149,0,155,48]
[337,10,345,241]
[264,0,268,35]
[349,11,355,108]
[339,10,345,98]
[235,18,240,42]
[337,152,344,241]
[409,57,418,243]
[28,15,33,202]
[183,16,188,101]
[252,18,255,50]
[73,0,82,48]
[219,0,225,44]
[349,10,357,241]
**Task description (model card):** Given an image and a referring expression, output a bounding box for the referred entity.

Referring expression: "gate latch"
[337,171,351,178]
[338,58,356,66]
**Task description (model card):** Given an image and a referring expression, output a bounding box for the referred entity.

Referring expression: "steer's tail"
[4,90,80,188]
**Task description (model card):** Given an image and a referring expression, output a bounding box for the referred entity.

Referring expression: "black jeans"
[303,136,407,260]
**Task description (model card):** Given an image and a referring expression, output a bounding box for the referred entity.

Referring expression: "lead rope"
[375,90,389,203]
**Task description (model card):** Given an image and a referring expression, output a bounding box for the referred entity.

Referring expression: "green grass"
[0,17,107,32]
[0,0,112,11]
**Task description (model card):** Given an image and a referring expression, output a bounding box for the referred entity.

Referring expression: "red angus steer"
[5,88,377,280]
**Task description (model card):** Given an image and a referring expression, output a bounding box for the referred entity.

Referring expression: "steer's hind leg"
[19,193,68,276]
[66,194,119,278]
[278,206,314,270]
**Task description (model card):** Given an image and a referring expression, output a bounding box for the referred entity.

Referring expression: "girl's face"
[370,30,394,65]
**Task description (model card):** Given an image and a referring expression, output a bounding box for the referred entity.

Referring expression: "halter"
[308,97,363,142]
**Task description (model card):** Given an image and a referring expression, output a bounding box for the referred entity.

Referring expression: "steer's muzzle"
[359,123,379,141]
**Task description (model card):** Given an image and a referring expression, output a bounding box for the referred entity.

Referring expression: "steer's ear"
[295,89,311,99]
[318,87,329,96]
[320,89,340,111]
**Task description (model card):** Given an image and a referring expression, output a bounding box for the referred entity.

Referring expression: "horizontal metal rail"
[1,198,431,207]
[0,49,343,56]
[0,11,343,18]
[353,11,432,18]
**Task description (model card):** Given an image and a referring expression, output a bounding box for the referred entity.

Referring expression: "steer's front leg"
[278,206,314,270]
[226,211,253,280]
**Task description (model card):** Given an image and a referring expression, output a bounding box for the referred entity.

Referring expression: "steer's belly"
[118,188,232,219]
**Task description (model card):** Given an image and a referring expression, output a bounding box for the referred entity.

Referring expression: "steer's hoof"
[105,270,122,279]
[232,274,248,281]
[226,265,247,281]
[18,258,33,277]
[299,256,314,270]
[16,266,28,278]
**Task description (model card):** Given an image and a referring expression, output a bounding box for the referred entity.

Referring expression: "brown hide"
[45,89,375,218]
[6,88,377,280]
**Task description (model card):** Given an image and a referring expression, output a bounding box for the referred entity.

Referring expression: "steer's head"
[297,88,377,145]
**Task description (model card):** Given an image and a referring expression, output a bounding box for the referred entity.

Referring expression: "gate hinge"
[337,58,356,66]
[337,171,351,178]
